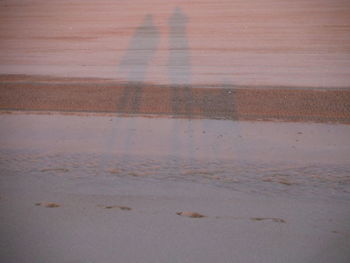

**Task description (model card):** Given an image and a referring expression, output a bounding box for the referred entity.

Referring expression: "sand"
[1,75,350,123]
[1,0,350,262]
[1,0,350,88]
[0,113,350,263]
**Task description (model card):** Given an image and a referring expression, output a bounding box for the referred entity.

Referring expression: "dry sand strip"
[1,75,350,123]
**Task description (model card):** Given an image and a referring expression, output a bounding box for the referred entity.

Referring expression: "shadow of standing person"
[168,7,192,116]
[104,15,160,166]
[118,14,160,112]
[167,7,196,163]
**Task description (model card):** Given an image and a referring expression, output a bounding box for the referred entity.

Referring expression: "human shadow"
[167,7,196,162]
[168,7,191,85]
[118,14,160,112]
[168,7,193,116]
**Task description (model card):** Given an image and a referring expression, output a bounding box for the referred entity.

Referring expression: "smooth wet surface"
[1,0,350,88]
[0,113,350,262]
[1,113,349,201]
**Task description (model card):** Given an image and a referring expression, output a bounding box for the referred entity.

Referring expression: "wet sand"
[1,176,349,263]
[1,0,350,262]
[1,0,350,87]
[0,113,350,262]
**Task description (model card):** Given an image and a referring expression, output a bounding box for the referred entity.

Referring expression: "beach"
[1,0,350,262]
[1,0,350,88]
[1,114,350,262]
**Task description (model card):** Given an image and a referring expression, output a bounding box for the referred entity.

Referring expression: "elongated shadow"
[168,7,193,115]
[168,7,191,85]
[167,7,196,163]
[102,15,160,168]
[118,14,160,112]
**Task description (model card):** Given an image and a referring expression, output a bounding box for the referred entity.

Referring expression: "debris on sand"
[262,176,295,186]
[35,202,61,208]
[176,211,206,218]
[127,172,144,177]
[99,205,132,211]
[277,178,293,185]
[250,217,286,223]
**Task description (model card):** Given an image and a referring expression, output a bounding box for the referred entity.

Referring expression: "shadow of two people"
[117,7,191,114]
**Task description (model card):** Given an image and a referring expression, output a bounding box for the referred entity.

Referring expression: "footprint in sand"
[107,168,120,175]
[98,205,132,211]
[250,217,286,223]
[176,211,206,218]
[35,202,61,208]
[40,168,69,173]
